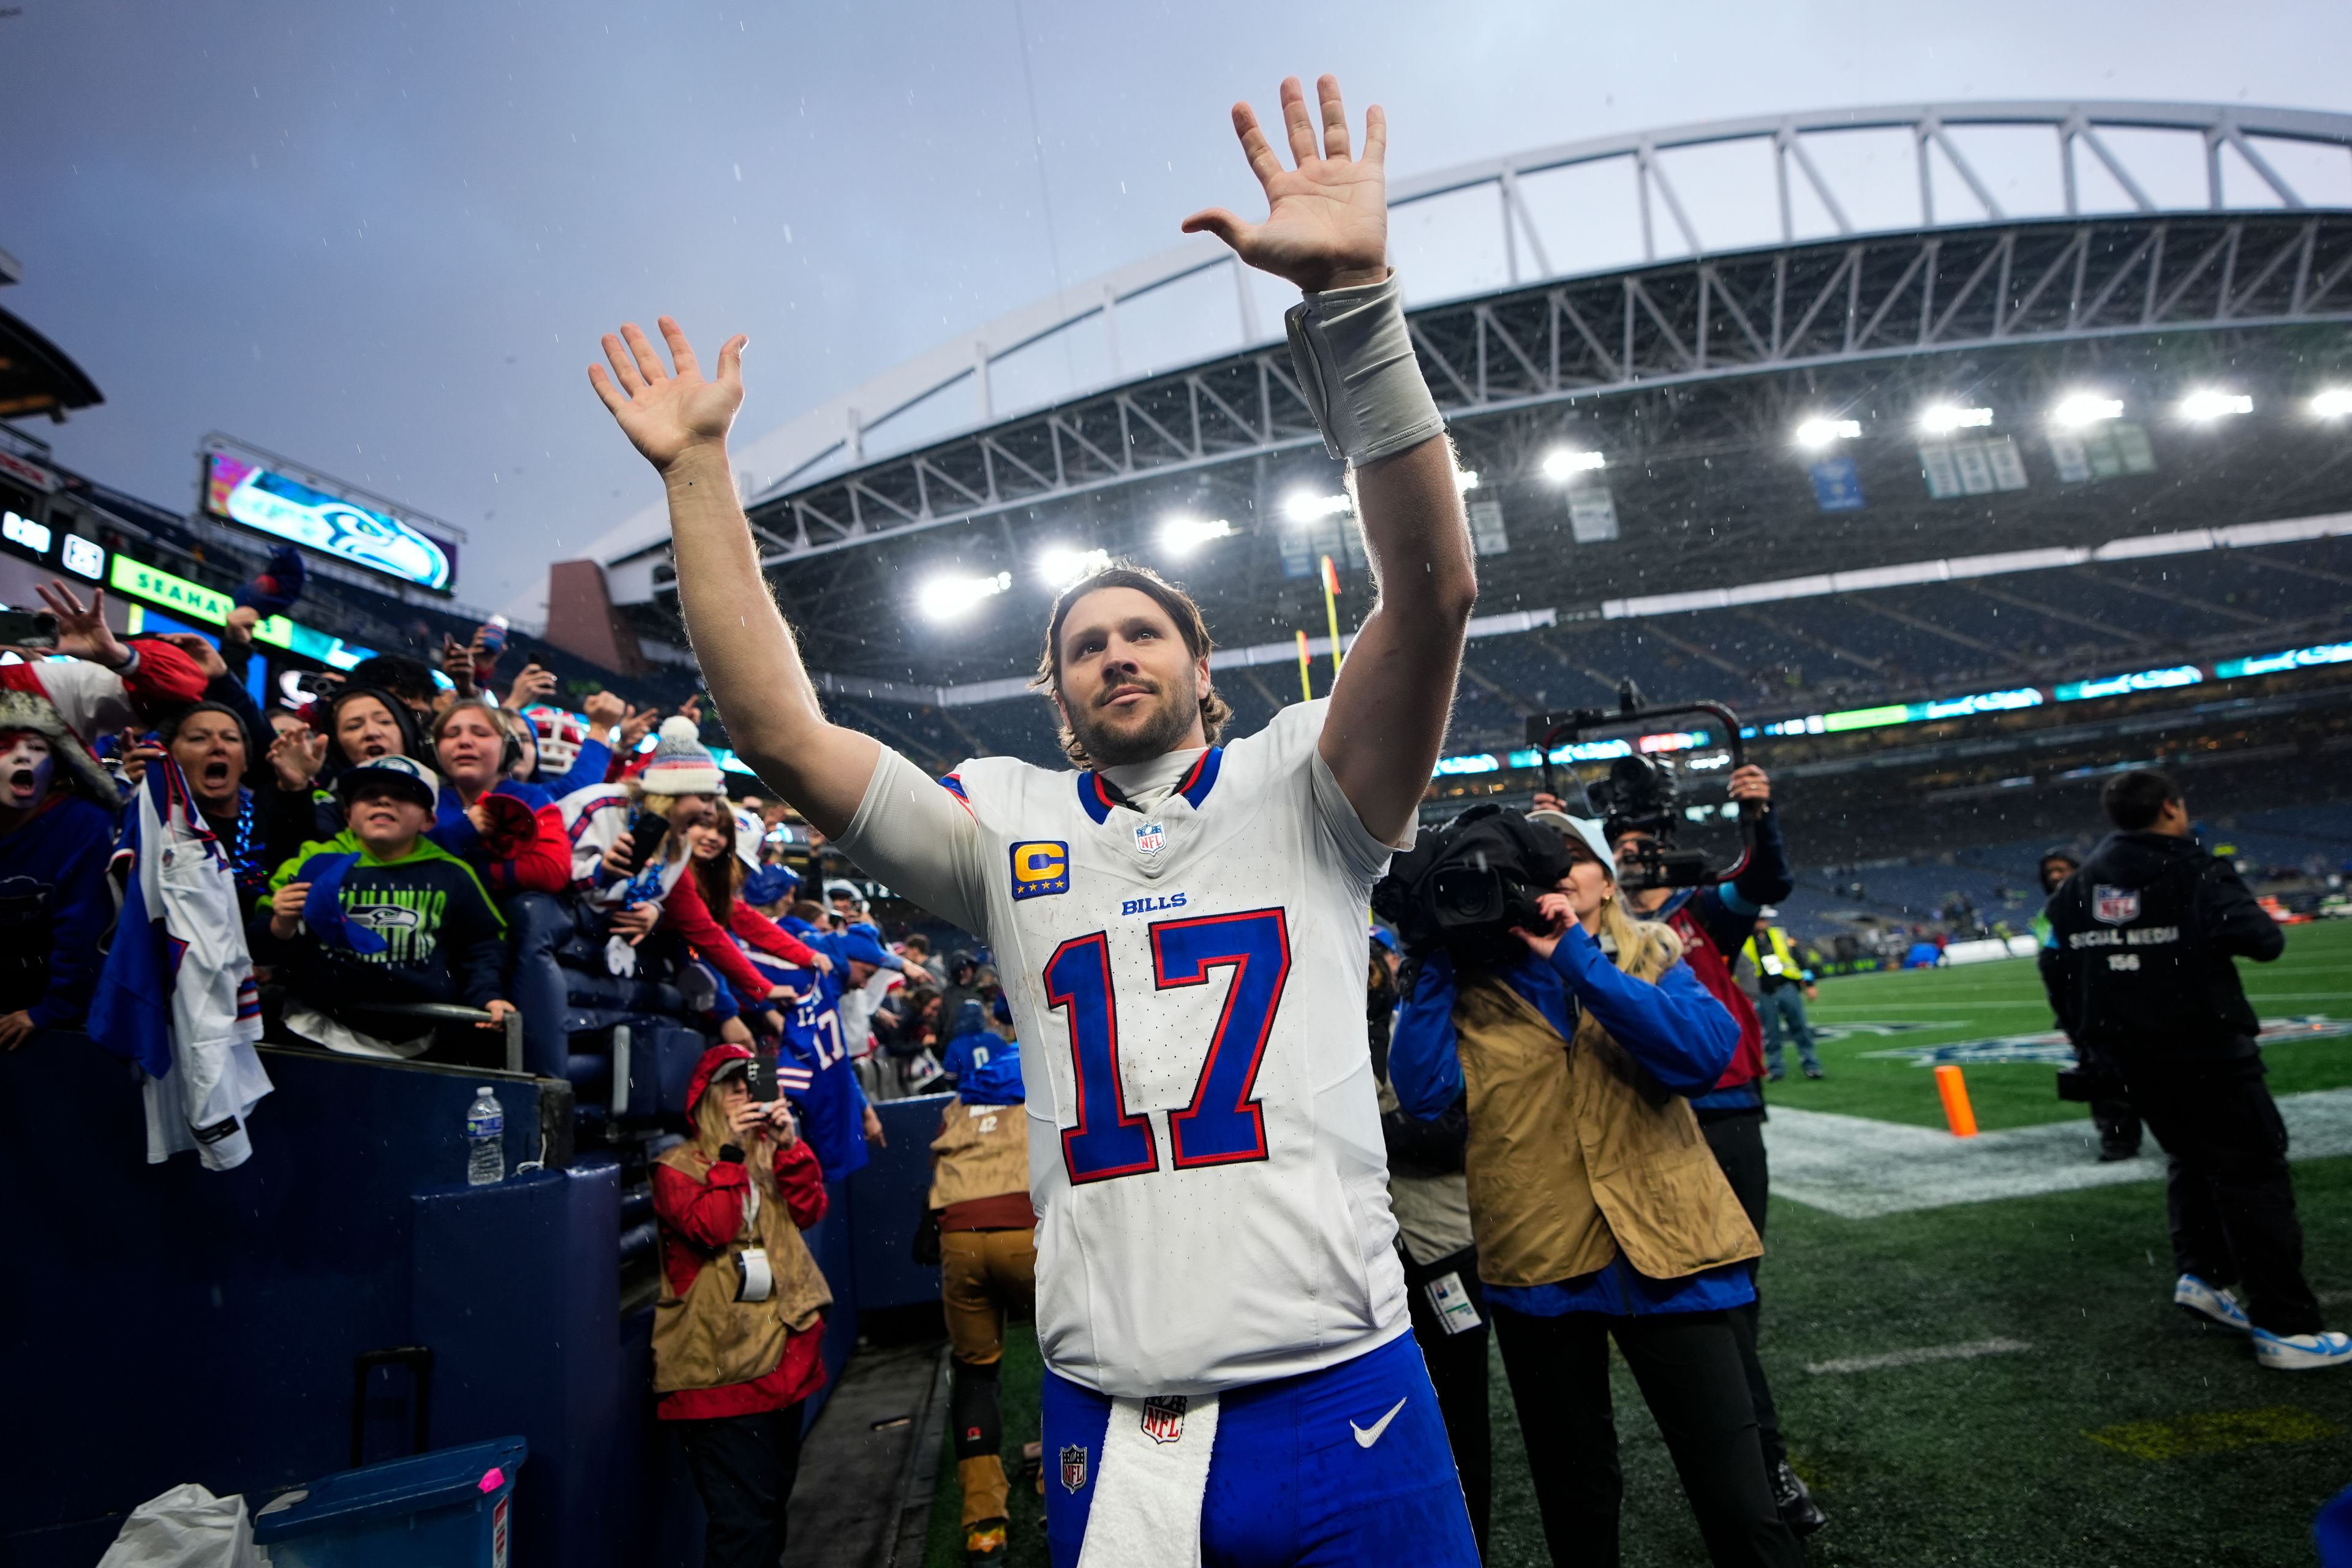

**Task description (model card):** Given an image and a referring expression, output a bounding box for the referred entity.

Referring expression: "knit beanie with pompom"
[638,714,724,797]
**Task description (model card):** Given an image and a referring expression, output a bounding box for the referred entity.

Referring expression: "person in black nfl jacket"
[2044,767,2347,1371]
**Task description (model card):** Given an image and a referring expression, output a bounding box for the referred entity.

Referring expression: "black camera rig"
[1524,682,1758,892]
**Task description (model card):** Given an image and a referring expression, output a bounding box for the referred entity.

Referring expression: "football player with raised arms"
[590,75,1481,1566]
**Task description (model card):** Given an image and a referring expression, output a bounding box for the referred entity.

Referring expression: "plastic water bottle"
[466,1087,506,1186]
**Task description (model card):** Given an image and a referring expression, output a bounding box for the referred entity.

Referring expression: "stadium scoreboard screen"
[200,438,458,593]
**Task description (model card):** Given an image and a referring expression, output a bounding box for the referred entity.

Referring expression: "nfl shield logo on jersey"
[1134,821,1166,857]
[2093,884,2141,925]
[1060,1444,1088,1493]
[1140,1395,1188,1444]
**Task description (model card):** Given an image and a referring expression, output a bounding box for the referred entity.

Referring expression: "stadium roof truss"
[747,212,2352,562]
[602,101,2352,594]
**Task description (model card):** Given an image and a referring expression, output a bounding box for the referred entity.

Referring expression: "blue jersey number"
[1043,908,1292,1185]
[794,993,848,1069]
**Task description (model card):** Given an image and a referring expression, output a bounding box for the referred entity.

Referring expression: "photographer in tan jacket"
[924,1021,1036,1561]
[652,1043,833,1568]
[1386,809,1800,1568]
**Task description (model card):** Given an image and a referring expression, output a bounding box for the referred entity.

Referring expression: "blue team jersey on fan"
[753,956,867,1180]
[778,1020,866,1179]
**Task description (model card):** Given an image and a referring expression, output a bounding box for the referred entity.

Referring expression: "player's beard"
[1067,669,1198,769]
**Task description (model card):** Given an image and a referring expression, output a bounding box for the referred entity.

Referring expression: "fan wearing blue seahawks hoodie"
[252,755,515,1044]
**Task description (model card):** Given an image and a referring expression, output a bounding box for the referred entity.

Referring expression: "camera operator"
[1545,762,1823,1538]
[2034,848,2143,1163]
[2046,768,2348,1371]
[1384,806,1800,1567]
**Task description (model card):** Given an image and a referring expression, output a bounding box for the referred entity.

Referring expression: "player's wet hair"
[1033,562,1232,768]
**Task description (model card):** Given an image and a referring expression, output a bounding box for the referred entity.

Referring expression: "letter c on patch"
[1010,840,1069,900]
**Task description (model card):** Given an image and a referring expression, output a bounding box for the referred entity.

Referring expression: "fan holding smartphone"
[566,716,808,1041]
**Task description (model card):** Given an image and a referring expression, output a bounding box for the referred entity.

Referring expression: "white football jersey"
[835,699,1409,1396]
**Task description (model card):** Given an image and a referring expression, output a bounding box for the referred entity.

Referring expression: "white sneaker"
[2252,1329,2352,1370]
[2174,1273,2252,1333]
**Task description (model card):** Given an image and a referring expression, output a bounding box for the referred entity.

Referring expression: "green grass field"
[924,921,2352,1565]
[1784,918,2352,1131]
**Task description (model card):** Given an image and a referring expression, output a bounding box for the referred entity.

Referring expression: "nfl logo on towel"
[2093,884,2141,925]
[1140,1395,1188,1444]
[1134,821,1166,857]
[1060,1444,1089,1492]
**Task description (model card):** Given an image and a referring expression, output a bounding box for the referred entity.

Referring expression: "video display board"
[202,445,456,592]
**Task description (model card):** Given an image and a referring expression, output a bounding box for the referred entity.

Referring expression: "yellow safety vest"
[1741,925,1808,986]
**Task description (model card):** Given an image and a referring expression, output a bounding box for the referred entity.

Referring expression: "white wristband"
[1282,272,1444,467]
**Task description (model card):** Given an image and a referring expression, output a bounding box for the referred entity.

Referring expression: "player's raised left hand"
[589,317,747,476]
[1183,75,1389,295]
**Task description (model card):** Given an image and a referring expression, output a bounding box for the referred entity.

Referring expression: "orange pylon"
[1935,1065,1979,1138]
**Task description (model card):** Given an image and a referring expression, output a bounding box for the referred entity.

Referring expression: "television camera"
[1526,682,1760,894]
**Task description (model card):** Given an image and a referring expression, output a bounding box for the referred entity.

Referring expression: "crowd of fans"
[1,570,1034,1568]
[0,574,1000,1114]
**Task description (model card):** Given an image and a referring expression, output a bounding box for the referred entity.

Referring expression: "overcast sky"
[4,0,2348,619]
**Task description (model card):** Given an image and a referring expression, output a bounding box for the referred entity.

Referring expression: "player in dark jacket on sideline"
[2045,767,2345,1371]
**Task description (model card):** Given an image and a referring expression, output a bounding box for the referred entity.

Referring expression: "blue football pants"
[1042,1329,1480,1567]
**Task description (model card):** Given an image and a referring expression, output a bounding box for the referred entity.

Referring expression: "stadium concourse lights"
[1541,448,1607,481]
[916,569,1012,623]
[1918,405,1993,434]
[1794,417,1861,449]
[2179,388,2254,421]
[1283,490,1352,524]
[1038,545,1112,589]
[1286,474,1469,522]
[1159,513,1235,556]
[2051,393,2124,428]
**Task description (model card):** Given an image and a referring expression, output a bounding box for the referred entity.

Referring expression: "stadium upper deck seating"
[799,535,2352,774]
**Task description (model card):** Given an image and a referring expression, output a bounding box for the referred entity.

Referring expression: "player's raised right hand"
[1182,75,1389,296]
[589,317,747,475]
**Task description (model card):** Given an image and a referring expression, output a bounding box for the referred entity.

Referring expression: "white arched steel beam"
[588,101,2352,580]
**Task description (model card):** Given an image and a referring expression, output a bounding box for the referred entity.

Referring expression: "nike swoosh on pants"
[1351,1395,1408,1449]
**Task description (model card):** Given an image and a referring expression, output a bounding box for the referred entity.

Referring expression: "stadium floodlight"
[1455,469,1480,493]
[1918,405,1994,434]
[2051,394,2124,427]
[1037,546,1112,589]
[915,570,1012,622]
[2314,388,2352,420]
[1159,513,1234,556]
[2179,389,2253,422]
[1283,491,1352,524]
[1795,418,1861,448]
[1541,448,1607,480]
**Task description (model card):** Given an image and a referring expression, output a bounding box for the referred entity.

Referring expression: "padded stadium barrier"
[0,1038,606,1568]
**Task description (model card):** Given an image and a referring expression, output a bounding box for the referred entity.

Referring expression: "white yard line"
[1804,1338,2034,1375]
[1763,1087,2352,1219]
[1812,990,2352,1015]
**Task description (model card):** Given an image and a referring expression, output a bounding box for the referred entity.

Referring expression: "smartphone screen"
[0,608,59,648]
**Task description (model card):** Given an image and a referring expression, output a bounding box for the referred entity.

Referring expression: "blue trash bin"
[251,1436,526,1567]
